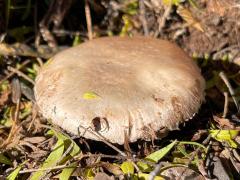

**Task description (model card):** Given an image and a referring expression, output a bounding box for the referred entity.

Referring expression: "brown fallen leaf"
[98,162,123,176]
[213,116,235,129]
[191,130,208,141]
[94,172,114,180]
[28,150,49,159]
[23,136,46,144]
[177,6,204,32]
[161,166,205,180]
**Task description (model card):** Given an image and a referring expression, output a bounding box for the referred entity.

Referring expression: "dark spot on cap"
[91,117,109,132]
[92,117,101,131]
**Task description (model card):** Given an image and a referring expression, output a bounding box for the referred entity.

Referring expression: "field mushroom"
[34,36,205,144]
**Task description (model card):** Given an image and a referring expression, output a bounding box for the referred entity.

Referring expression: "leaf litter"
[0,0,240,179]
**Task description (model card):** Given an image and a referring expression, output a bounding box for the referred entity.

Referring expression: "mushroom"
[34,36,205,144]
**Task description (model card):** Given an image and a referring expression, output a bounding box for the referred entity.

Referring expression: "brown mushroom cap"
[34,36,205,144]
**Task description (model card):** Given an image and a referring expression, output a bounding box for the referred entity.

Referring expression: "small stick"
[7,66,35,85]
[78,125,127,157]
[85,0,93,40]
[78,153,156,167]
[139,0,149,36]
[53,29,83,36]
[219,71,239,112]
[27,103,38,131]
[227,148,240,174]
[17,152,155,174]
[149,163,162,180]
[0,59,31,85]
[154,4,172,37]
[222,92,229,118]
[19,164,76,174]
[232,149,240,162]
[36,57,44,67]
[1,79,22,148]
[197,159,211,180]
[132,161,141,173]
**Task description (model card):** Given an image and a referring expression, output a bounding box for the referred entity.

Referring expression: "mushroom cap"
[34,36,205,144]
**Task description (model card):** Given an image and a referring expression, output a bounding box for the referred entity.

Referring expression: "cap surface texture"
[34,36,205,144]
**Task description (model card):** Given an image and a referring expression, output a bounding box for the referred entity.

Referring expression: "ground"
[0,0,240,179]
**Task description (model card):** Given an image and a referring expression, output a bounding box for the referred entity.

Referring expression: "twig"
[149,163,163,180]
[154,4,172,37]
[173,28,187,40]
[77,153,156,167]
[219,71,239,112]
[226,148,240,174]
[85,0,93,40]
[19,164,76,174]
[53,29,83,37]
[232,149,240,162]
[17,152,155,175]
[7,66,35,85]
[0,59,31,86]
[213,45,239,60]
[222,92,229,118]
[36,57,44,67]
[27,103,38,131]
[1,78,22,148]
[139,0,149,36]
[132,160,141,173]
[78,125,127,157]
[37,0,72,50]
[175,135,212,180]
[0,33,6,42]
[197,159,211,180]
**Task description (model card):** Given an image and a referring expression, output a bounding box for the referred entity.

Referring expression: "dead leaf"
[162,166,205,180]
[23,136,46,144]
[28,150,49,159]
[213,116,235,129]
[177,6,204,32]
[94,172,114,180]
[98,162,123,176]
[191,130,208,141]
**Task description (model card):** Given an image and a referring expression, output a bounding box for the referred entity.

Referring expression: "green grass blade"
[30,136,65,179]
[0,153,12,165]
[137,140,177,172]
[7,166,22,180]
[59,162,77,180]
